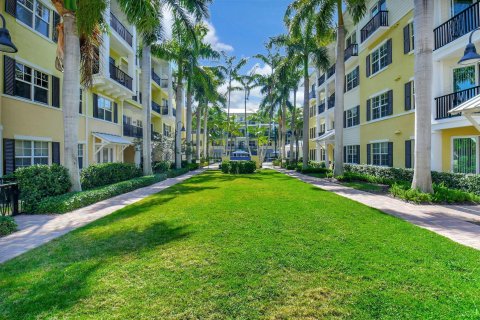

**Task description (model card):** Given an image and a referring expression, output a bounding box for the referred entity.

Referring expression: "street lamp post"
[175,121,185,168]
[0,13,18,53]
[458,27,480,65]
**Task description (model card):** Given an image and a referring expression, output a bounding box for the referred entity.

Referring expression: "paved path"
[0,169,206,264]
[271,166,480,250]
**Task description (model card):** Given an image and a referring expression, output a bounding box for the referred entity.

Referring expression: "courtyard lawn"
[1,171,480,319]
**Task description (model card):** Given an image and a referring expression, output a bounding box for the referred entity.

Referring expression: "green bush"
[167,168,190,178]
[153,161,171,174]
[297,167,332,174]
[308,161,326,169]
[221,161,256,174]
[336,172,395,186]
[0,216,17,236]
[37,174,167,214]
[187,163,200,171]
[272,159,281,167]
[390,183,432,204]
[389,182,480,204]
[14,164,71,213]
[81,162,142,190]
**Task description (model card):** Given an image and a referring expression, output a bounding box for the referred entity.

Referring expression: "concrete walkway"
[0,169,206,264]
[272,166,480,251]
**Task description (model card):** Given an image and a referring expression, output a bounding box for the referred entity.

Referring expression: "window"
[346,107,359,127]
[96,96,113,121]
[320,148,326,161]
[346,31,357,47]
[346,145,359,164]
[372,142,389,166]
[15,140,49,168]
[15,62,49,104]
[163,124,172,137]
[371,92,389,120]
[371,0,386,17]
[452,137,478,174]
[453,66,476,92]
[452,0,474,16]
[346,67,359,91]
[405,81,415,110]
[407,22,414,52]
[96,146,114,163]
[371,42,389,74]
[78,144,84,170]
[17,0,51,37]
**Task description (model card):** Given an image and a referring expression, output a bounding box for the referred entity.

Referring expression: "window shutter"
[403,24,410,54]
[405,140,412,168]
[5,0,16,17]
[386,38,393,65]
[405,81,412,110]
[356,145,360,164]
[52,76,60,108]
[114,102,118,123]
[51,142,60,165]
[3,56,15,96]
[356,66,360,86]
[366,54,371,77]
[366,99,371,121]
[388,142,393,167]
[355,105,360,125]
[344,75,347,93]
[344,146,347,163]
[3,139,15,174]
[52,12,61,42]
[79,89,83,114]
[93,94,99,118]
[343,110,347,128]
[387,90,393,115]
[366,144,371,165]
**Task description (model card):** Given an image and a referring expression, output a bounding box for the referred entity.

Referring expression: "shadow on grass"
[0,220,191,319]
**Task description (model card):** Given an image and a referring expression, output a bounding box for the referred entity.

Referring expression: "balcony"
[172,108,177,116]
[132,92,142,104]
[110,13,133,47]
[344,43,358,61]
[434,2,480,50]
[318,74,325,86]
[328,93,335,109]
[152,101,168,115]
[309,90,316,99]
[318,102,325,114]
[327,64,335,79]
[109,63,133,90]
[123,123,143,138]
[360,11,389,43]
[435,85,480,120]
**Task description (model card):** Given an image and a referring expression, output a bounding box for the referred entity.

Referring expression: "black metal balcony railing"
[435,85,480,120]
[328,93,335,109]
[152,70,161,86]
[172,108,177,116]
[318,74,326,86]
[0,180,19,216]
[434,2,480,50]
[110,13,133,47]
[344,43,359,61]
[318,131,325,137]
[318,102,325,114]
[361,11,389,43]
[109,63,133,90]
[309,90,316,99]
[161,104,168,115]
[152,101,162,114]
[123,123,143,138]
[327,64,335,78]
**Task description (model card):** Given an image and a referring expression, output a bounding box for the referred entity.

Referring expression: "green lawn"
[1,170,480,319]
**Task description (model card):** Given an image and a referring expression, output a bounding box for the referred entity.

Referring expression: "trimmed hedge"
[0,216,17,237]
[297,167,331,174]
[38,174,167,214]
[81,163,142,190]
[221,161,256,174]
[167,168,190,178]
[153,161,171,174]
[14,164,71,213]
[390,183,480,204]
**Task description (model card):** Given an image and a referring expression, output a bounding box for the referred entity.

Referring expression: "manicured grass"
[305,172,328,178]
[341,181,385,193]
[1,170,480,319]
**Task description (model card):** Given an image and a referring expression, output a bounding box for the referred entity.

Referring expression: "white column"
[128,27,137,93]
[431,130,443,172]
[134,145,141,167]
[168,63,173,115]
[101,6,111,78]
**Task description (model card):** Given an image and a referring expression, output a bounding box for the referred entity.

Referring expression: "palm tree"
[411,0,434,193]
[236,67,259,155]
[286,0,366,175]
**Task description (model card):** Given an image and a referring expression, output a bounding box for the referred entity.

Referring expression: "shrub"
[336,172,395,186]
[308,161,326,169]
[81,163,142,190]
[37,174,167,214]
[297,167,332,174]
[167,168,190,178]
[0,216,17,236]
[153,161,171,174]
[272,159,281,167]
[14,164,71,213]
[432,183,480,204]
[390,183,432,204]
[221,161,256,174]
[187,163,200,171]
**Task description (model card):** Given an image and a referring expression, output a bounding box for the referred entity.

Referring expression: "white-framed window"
[452,137,478,174]
[407,22,414,53]
[346,107,359,127]
[346,31,357,47]
[96,146,115,163]
[320,148,326,161]
[15,62,49,104]
[371,92,389,120]
[78,144,84,170]
[346,67,359,91]
[17,0,51,38]
[371,42,389,74]
[451,0,474,16]
[372,142,389,166]
[371,0,386,17]
[96,96,113,122]
[346,145,359,164]
[15,140,49,168]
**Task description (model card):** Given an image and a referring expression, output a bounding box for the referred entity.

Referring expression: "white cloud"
[204,21,234,53]
[249,63,272,76]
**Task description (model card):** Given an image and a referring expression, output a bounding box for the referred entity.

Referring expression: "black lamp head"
[0,14,17,53]
[459,42,480,65]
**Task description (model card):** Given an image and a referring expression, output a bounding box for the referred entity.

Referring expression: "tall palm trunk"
[196,103,201,161]
[289,89,297,162]
[225,77,232,155]
[302,57,309,168]
[186,80,193,164]
[412,0,434,193]
[334,0,346,176]
[244,90,251,155]
[282,104,287,160]
[141,45,152,175]
[62,14,81,191]
[175,65,183,169]
[203,102,208,158]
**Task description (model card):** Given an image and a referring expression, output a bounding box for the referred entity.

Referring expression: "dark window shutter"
[405,140,412,168]
[344,146,347,163]
[51,142,60,165]
[5,0,16,17]
[405,81,412,110]
[366,54,371,77]
[388,142,394,167]
[403,24,410,54]
[344,75,347,92]
[366,99,371,121]
[3,56,15,96]
[3,139,15,174]
[387,90,393,115]
[114,102,118,123]
[79,89,83,114]
[386,38,393,65]
[52,12,61,42]
[343,110,347,128]
[52,76,60,108]
[93,94,99,118]
[366,144,371,165]
[356,145,360,164]
[355,105,360,125]
[356,66,360,86]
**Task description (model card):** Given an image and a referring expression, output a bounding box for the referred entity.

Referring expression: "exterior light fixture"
[0,14,18,53]
[458,27,480,65]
